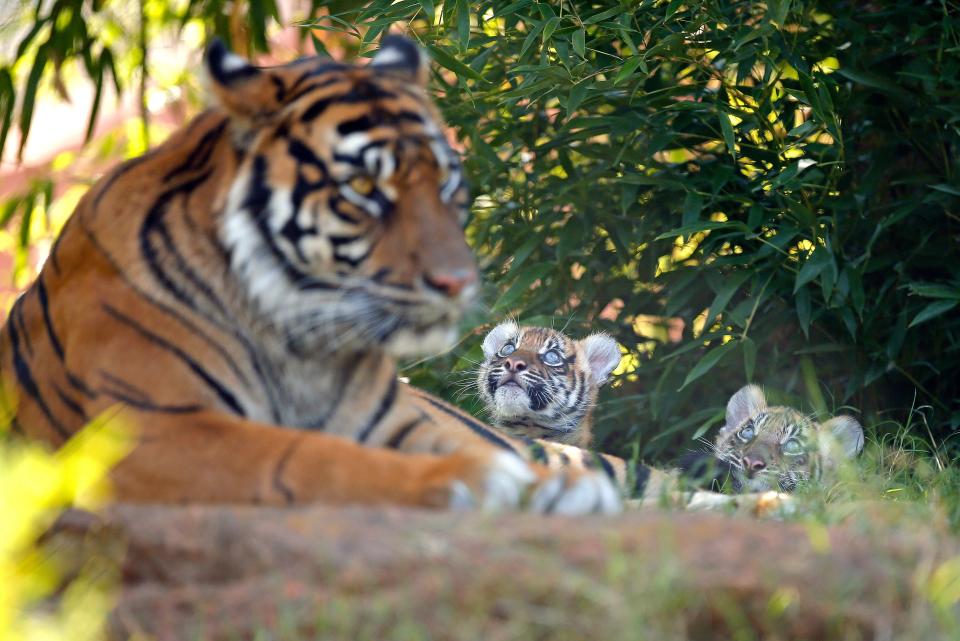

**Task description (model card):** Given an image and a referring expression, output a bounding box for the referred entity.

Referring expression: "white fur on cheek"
[221,179,304,317]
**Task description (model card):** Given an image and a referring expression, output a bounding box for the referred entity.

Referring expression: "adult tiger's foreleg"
[107,408,537,509]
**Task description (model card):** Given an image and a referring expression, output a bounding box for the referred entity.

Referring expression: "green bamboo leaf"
[17,45,48,162]
[0,68,14,163]
[796,285,812,336]
[492,0,532,17]
[541,17,561,44]
[705,271,750,328]
[493,263,553,313]
[456,0,470,52]
[572,28,585,58]
[426,45,486,82]
[418,0,435,21]
[519,20,546,59]
[614,56,643,85]
[85,54,105,144]
[794,248,830,292]
[909,301,958,328]
[719,112,736,161]
[679,341,737,391]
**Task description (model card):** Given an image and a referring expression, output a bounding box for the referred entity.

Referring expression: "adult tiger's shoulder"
[0,36,619,515]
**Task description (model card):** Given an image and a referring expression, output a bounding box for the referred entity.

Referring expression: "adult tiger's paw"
[529,469,622,515]
[433,452,621,514]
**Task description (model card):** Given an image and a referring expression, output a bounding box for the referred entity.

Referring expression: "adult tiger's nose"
[424,268,477,298]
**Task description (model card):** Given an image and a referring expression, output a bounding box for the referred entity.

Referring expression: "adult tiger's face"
[476,322,620,445]
[713,385,865,492]
[209,36,475,358]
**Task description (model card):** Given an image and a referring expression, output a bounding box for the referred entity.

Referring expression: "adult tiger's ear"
[205,38,284,123]
[481,321,518,360]
[371,34,430,87]
[723,385,767,434]
[579,334,621,386]
[822,415,864,459]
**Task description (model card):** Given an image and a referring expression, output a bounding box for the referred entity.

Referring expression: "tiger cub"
[477,321,620,448]
[710,384,865,493]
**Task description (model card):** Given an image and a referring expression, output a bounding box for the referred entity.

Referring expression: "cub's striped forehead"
[516,327,575,354]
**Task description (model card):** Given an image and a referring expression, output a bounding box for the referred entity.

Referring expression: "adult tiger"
[0,36,620,514]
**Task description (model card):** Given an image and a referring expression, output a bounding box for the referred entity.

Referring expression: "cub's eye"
[497,343,516,358]
[348,175,375,196]
[542,350,564,366]
[738,423,755,442]
[782,438,804,456]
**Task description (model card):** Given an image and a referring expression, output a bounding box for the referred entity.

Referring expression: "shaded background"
[1,0,957,463]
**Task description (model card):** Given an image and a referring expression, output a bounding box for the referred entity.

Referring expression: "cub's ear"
[579,333,621,386]
[823,415,864,458]
[723,385,767,434]
[205,38,283,123]
[371,34,430,87]
[481,321,519,360]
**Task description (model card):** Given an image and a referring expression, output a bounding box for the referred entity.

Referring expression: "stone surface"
[48,504,957,640]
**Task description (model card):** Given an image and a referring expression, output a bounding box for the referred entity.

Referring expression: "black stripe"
[385,413,427,449]
[7,298,69,439]
[162,121,227,181]
[300,97,334,123]
[595,453,617,481]
[102,303,245,417]
[417,395,520,454]
[79,198,265,412]
[54,384,85,418]
[99,370,150,402]
[338,114,375,136]
[14,300,33,357]
[35,277,64,360]
[271,435,303,504]
[633,463,651,497]
[357,377,398,443]
[523,438,549,464]
[141,170,231,319]
[100,390,203,414]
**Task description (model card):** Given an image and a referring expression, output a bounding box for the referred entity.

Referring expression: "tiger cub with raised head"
[477,321,621,448]
[710,385,865,493]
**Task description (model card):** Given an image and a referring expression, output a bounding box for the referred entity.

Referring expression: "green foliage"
[308,0,960,460]
[2,0,957,462]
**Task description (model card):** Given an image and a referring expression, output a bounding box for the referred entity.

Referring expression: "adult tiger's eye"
[738,424,755,442]
[349,175,375,195]
[782,438,804,456]
[498,343,516,358]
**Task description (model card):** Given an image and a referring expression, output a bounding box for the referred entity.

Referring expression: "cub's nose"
[742,456,767,478]
[504,357,527,373]
[424,268,477,298]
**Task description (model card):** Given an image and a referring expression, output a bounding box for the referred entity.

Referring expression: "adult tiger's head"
[713,385,865,493]
[476,322,621,448]
[209,36,475,358]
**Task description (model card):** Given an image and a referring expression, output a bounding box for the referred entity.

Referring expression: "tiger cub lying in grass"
[705,384,865,493]
[477,322,865,506]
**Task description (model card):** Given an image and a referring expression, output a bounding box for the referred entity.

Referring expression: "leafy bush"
[305,0,960,460]
[2,1,957,461]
